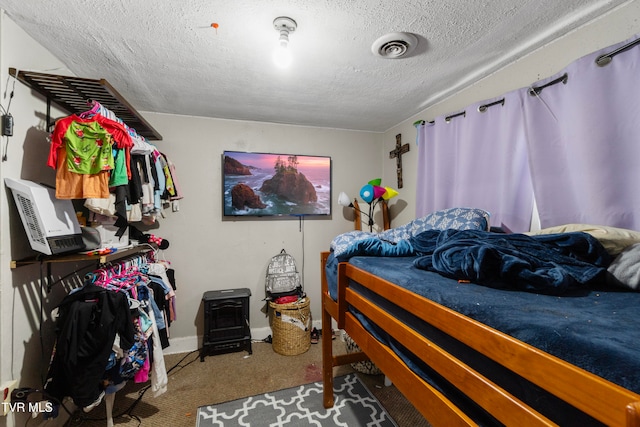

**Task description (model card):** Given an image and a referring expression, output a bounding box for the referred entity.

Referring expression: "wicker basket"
[269,297,311,356]
[344,332,382,375]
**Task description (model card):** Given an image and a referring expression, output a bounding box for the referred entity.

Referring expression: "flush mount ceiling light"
[273,16,297,68]
[371,32,418,59]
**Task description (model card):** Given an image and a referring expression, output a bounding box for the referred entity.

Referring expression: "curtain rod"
[415,36,638,125]
[445,111,466,123]
[413,98,504,126]
[596,37,640,67]
[529,73,568,96]
[478,98,505,112]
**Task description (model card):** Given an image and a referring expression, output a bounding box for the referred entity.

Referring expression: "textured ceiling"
[0,0,631,132]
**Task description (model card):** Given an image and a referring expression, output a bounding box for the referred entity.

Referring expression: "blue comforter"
[411,229,611,294]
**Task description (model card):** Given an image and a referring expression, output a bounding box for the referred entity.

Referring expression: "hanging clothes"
[44,284,135,409]
[48,114,133,200]
[44,251,174,415]
[53,153,111,199]
[159,151,183,201]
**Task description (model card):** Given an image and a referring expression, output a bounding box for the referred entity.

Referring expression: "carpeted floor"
[64,338,430,426]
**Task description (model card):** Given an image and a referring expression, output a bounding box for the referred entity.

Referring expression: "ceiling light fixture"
[273,16,297,68]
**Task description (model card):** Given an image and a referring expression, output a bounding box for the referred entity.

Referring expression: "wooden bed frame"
[320,251,640,427]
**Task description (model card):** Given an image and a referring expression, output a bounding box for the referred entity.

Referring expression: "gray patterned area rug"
[197,373,398,426]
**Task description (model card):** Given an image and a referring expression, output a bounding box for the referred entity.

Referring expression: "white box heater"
[4,178,84,255]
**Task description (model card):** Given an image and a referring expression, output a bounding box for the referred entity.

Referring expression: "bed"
[320,208,640,427]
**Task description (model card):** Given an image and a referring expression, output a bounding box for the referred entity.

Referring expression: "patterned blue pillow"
[379,207,490,243]
[330,230,375,257]
[331,208,490,257]
[414,207,490,232]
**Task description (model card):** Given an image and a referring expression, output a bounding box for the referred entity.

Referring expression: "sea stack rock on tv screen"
[222,151,332,217]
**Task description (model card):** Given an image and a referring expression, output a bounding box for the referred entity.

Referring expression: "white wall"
[140,113,382,351]
[0,13,74,427]
[381,0,640,229]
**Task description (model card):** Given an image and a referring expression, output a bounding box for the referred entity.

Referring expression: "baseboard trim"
[163,321,322,355]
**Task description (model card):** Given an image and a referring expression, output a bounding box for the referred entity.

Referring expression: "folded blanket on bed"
[410,229,611,294]
[331,232,415,262]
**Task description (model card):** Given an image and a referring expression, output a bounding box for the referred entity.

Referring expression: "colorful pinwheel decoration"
[338,179,398,231]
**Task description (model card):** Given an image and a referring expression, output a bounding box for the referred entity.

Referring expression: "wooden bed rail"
[345,313,478,426]
[343,263,640,427]
[320,251,640,426]
[347,290,557,426]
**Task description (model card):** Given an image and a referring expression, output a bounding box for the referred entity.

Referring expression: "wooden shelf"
[9,68,162,141]
[10,245,153,269]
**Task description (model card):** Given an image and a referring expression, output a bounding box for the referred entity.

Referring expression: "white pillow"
[527,224,640,256]
[607,243,640,290]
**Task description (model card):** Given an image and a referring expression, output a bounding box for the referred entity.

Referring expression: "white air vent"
[371,32,418,59]
[16,193,46,245]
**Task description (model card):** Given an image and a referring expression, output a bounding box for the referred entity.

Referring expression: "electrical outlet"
[1,380,18,416]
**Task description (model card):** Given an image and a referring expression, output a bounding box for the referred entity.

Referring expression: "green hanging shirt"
[61,119,115,174]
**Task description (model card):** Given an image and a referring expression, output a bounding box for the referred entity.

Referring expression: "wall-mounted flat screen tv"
[223,151,332,217]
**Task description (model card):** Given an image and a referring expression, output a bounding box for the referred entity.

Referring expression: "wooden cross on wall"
[389,133,410,188]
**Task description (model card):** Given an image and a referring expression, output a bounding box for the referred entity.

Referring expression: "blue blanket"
[411,229,611,295]
[333,237,414,262]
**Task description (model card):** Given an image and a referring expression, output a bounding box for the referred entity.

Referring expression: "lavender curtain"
[416,90,534,232]
[523,34,640,230]
[416,34,640,232]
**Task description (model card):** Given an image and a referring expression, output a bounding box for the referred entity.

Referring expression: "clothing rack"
[84,99,153,151]
[89,250,155,280]
[102,248,155,269]
[37,246,156,293]
[45,246,170,424]
[8,68,162,140]
[85,250,156,299]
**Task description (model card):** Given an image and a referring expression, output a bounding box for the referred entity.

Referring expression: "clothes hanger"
[78,99,101,119]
